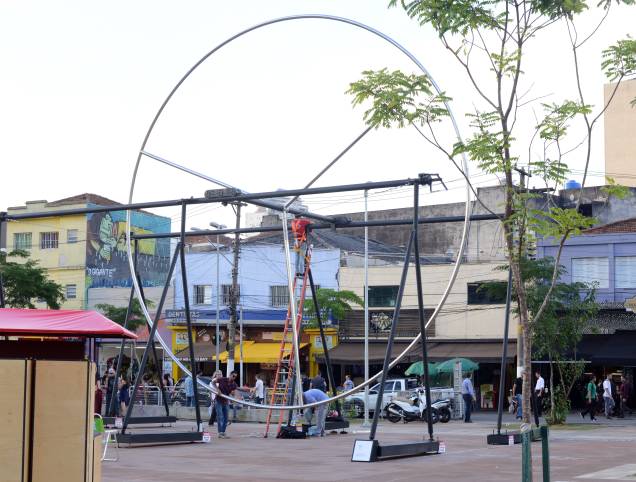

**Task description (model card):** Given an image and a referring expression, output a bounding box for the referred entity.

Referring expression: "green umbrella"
[434,357,479,374]
[405,361,439,377]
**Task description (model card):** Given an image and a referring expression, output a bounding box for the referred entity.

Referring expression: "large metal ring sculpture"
[126,14,472,411]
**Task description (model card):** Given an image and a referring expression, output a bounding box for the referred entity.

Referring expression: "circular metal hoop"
[126,14,472,411]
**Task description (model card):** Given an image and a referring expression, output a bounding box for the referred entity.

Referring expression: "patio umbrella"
[434,357,479,374]
[404,361,439,377]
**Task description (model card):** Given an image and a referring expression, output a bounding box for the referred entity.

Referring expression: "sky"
[1,0,634,233]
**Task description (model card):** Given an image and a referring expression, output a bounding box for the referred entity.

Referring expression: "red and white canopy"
[0,308,137,339]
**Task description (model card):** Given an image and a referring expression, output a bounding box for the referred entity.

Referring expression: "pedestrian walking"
[214,371,238,438]
[185,374,195,407]
[95,378,103,416]
[343,375,354,392]
[603,374,615,419]
[512,375,523,420]
[303,388,329,436]
[252,374,265,404]
[534,370,545,417]
[461,374,476,423]
[581,375,597,421]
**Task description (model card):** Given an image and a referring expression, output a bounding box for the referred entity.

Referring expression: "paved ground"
[102,413,636,481]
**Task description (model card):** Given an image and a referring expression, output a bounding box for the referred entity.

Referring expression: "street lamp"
[191,224,226,371]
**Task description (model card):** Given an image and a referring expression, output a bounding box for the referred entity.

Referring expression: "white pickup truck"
[344,378,454,418]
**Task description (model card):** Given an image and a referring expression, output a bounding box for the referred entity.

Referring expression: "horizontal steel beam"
[132,213,502,240]
[1,176,429,222]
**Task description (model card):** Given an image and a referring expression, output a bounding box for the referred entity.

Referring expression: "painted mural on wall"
[85,208,171,288]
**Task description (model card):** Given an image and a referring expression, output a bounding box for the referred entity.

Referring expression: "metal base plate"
[325,420,350,431]
[376,440,440,460]
[116,431,203,445]
[104,416,177,426]
[487,432,522,445]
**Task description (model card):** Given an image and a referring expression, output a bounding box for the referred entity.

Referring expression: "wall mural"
[85,208,171,288]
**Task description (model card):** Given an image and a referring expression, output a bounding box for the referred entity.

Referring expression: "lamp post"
[191,223,226,372]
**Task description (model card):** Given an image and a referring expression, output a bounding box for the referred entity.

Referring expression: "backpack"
[277,425,306,439]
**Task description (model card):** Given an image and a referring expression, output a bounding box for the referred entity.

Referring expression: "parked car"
[344,378,420,417]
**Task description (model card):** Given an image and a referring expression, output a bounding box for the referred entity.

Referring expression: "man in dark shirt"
[620,375,633,418]
[311,372,327,393]
[215,371,238,438]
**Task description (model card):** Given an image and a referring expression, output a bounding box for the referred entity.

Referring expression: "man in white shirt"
[603,374,615,419]
[534,370,545,417]
[252,374,265,404]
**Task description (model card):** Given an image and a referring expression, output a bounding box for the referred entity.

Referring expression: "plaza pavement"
[102,412,636,481]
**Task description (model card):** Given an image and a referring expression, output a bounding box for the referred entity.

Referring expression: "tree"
[347,0,635,442]
[303,288,363,327]
[95,298,154,332]
[0,250,64,309]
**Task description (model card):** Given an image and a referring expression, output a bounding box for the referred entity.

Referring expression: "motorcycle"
[384,388,440,424]
[431,398,452,423]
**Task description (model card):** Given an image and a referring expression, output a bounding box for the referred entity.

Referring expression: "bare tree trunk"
[549,353,555,422]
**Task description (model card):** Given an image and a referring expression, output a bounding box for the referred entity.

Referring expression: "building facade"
[604,79,636,188]
[5,194,171,310]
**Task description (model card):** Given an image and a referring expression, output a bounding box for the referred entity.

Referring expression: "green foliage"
[95,298,154,332]
[537,101,592,142]
[390,0,503,36]
[0,250,64,309]
[303,288,363,327]
[529,206,596,239]
[602,36,636,81]
[601,176,631,199]
[531,0,588,20]
[545,384,571,425]
[453,111,513,173]
[347,69,450,129]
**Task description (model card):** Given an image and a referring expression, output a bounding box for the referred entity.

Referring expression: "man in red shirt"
[215,371,238,438]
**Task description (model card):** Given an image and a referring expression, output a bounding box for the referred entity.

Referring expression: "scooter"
[384,388,439,424]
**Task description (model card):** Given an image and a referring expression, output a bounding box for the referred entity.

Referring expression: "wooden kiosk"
[0,308,137,482]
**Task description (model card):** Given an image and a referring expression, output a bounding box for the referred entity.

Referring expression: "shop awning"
[315,342,421,364]
[212,341,309,364]
[0,308,137,339]
[317,340,516,364]
[427,341,516,363]
[173,342,218,362]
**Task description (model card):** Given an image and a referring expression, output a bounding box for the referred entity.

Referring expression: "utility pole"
[512,165,531,378]
[227,202,245,376]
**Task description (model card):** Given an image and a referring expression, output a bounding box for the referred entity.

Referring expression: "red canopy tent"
[0,308,137,338]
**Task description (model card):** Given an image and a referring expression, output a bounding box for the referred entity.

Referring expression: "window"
[65,284,77,299]
[270,285,289,307]
[572,257,609,289]
[467,281,507,305]
[13,232,32,251]
[616,257,636,289]
[222,284,240,305]
[193,285,212,305]
[40,232,59,249]
[368,286,399,307]
[67,229,79,244]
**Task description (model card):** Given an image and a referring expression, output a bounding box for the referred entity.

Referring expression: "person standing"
[620,375,633,418]
[105,367,116,416]
[461,374,476,423]
[581,375,597,421]
[208,370,222,426]
[215,371,239,438]
[534,370,545,417]
[343,375,354,392]
[185,374,194,408]
[118,377,130,417]
[303,388,329,436]
[311,372,327,393]
[512,375,523,420]
[95,378,104,416]
[603,374,615,419]
[252,374,265,404]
